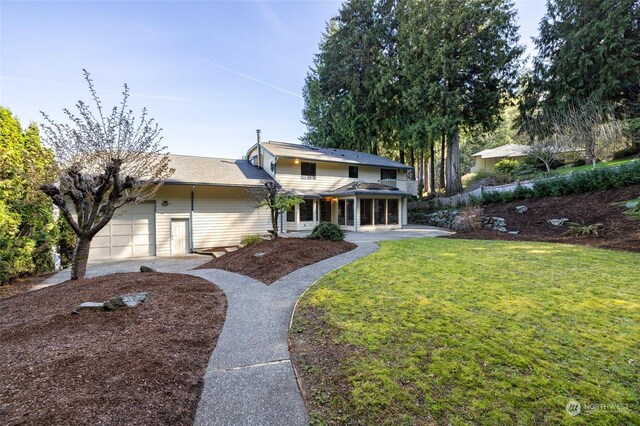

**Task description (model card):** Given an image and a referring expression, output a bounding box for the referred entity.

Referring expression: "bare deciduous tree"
[39,70,173,280]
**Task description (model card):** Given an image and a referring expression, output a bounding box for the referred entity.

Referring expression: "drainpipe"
[190,186,195,253]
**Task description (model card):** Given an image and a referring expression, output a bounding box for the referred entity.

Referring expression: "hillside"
[448,184,640,252]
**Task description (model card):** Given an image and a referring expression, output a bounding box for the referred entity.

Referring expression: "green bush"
[612,145,640,160]
[308,222,345,242]
[494,159,519,175]
[477,159,640,205]
[241,234,263,246]
[57,217,76,268]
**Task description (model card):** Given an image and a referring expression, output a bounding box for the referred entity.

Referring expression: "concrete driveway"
[38,254,210,289]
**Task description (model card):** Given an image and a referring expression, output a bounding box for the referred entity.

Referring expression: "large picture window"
[360,199,372,226]
[299,200,314,221]
[301,162,316,179]
[387,199,399,224]
[319,199,331,222]
[374,199,386,225]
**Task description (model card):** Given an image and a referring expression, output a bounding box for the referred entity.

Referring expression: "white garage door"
[89,202,156,260]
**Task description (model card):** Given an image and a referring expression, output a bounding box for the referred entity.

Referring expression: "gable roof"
[471,144,530,159]
[165,154,272,187]
[257,140,413,170]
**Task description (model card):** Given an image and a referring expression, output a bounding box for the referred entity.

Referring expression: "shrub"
[494,159,519,175]
[611,145,640,160]
[524,155,565,170]
[241,234,263,246]
[308,222,345,242]
[512,163,541,179]
[565,222,604,237]
[57,216,76,268]
[477,159,640,205]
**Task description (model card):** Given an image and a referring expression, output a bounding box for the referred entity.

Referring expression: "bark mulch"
[0,272,55,300]
[0,272,226,425]
[447,184,640,252]
[196,237,357,284]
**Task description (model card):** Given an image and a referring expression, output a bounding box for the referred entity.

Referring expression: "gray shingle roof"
[260,141,413,170]
[165,154,273,186]
[471,144,530,159]
[321,181,411,197]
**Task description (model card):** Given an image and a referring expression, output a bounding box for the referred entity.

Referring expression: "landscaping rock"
[254,252,266,257]
[548,218,569,226]
[508,231,520,235]
[78,301,105,310]
[104,292,148,311]
[481,216,509,232]
[515,205,528,214]
[140,265,157,273]
[625,200,640,209]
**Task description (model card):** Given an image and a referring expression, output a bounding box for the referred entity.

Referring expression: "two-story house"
[86,140,416,261]
[245,141,417,233]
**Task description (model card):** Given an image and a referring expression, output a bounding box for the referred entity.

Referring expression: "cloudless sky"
[1,0,546,160]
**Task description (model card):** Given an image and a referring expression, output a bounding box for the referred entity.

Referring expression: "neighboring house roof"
[256,140,413,170]
[321,181,412,197]
[164,154,272,187]
[472,144,530,159]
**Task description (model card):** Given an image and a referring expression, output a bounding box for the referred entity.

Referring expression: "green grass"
[552,158,638,175]
[293,239,640,425]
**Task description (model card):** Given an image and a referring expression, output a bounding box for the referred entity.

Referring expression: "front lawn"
[290,239,640,425]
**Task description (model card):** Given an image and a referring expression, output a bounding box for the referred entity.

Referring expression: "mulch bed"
[0,272,56,300]
[0,272,226,425]
[196,237,357,284]
[447,184,640,252]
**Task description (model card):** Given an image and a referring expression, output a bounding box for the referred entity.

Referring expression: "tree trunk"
[399,149,405,164]
[439,129,446,190]
[409,148,415,169]
[445,129,462,195]
[71,237,92,280]
[270,209,279,238]
[423,154,429,195]
[429,142,436,194]
[417,150,424,196]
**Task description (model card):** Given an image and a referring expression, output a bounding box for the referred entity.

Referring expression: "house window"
[299,200,314,221]
[319,199,332,222]
[286,206,295,222]
[349,166,359,178]
[374,199,386,225]
[301,162,316,179]
[338,200,345,225]
[346,199,354,226]
[381,168,397,181]
[360,199,373,226]
[387,199,399,224]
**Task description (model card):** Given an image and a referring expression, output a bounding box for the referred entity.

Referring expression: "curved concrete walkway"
[188,242,379,426]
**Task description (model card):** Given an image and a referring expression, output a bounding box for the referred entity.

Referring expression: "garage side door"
[89,202,156,260]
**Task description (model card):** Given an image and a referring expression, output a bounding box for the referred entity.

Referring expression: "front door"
[171,219,189,254]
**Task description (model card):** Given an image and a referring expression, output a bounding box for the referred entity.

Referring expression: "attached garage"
[89,202,156,261]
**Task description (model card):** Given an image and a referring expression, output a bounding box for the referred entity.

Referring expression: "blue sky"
[1,0,546,159]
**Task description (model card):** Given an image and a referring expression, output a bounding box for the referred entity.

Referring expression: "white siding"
[192,186,272,248]
[155,186,191,256]
[247,146,277,178]
[275,158,410,192]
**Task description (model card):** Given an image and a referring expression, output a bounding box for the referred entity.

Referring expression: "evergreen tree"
[399,0,522,194]
[0,108,57,283]
[529,0,640,115]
